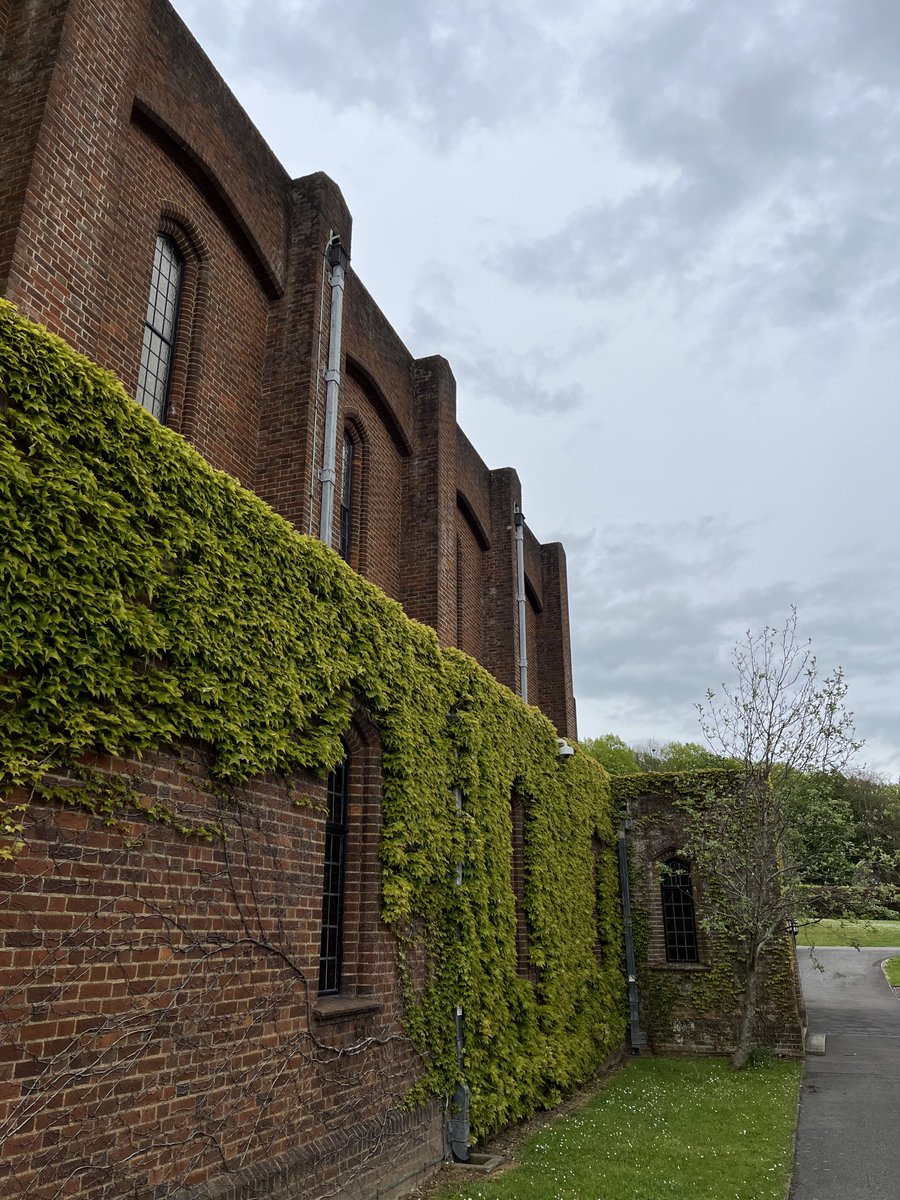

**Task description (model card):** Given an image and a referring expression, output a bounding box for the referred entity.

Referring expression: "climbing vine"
[0,300,625,1136]
[611,770,801,1051]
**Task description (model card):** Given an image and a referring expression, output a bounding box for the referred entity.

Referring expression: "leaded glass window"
[339,431,354,562]
[318,757,348,994]
[136,235,183,421]
[661,857,699,963]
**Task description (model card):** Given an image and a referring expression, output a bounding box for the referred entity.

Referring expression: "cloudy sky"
[171,0,900,777]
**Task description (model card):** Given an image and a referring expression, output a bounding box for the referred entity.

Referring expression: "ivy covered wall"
[0,300,625,1136]
[611,772,804,1058]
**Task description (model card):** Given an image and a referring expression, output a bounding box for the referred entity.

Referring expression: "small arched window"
[339,430,354,562]
[661,858,699,963]
[136,234,184,421]
[318,755,348,995]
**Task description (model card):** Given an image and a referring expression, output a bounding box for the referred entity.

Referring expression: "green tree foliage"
[783,772,859,885]
[0,300,625,1135]
[580,734,640,775]
[839,770,900,883]
[630,739,736,772]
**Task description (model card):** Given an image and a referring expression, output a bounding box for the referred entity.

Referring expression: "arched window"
[136,234,184,421]
[339,430,354,563]
[318,755,348,994]
[661,858,699,963]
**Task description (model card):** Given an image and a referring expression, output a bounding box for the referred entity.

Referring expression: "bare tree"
[683,608,862,1069]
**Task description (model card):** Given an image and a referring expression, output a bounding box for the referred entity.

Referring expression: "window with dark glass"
[318,757,348,994]
[339,431,354,562]
[510,793,532,978]
[136,235,184,421]
[661,857,699,963]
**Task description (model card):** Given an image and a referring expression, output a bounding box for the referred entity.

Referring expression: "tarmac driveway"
[792,945,900,1200]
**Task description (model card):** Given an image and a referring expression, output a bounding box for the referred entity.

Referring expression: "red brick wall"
[455,511,484,661]
[0,0,139,354]
[0,744,443,1200]
[339,369,406,601]
[106,122,272,487]
[255,173,353,534]
[0,0,68,297]
[535,544,577,739]
[0,0,578,726]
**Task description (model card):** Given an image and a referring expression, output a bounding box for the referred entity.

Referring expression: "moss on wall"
[612,772,802,1055]
[0,300,625,1135]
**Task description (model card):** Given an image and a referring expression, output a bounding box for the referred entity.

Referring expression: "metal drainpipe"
[317,237,350,547]
[617,820,646,1054]
[447,786,471,1161]
[514,507,528,703]
[307,234,333,535]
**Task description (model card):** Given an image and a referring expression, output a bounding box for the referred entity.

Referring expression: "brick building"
[0,0,576,739]
[612,776,805,1061]
[0,3,595,1198]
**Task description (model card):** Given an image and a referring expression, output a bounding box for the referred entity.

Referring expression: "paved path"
[792,945,900,1200]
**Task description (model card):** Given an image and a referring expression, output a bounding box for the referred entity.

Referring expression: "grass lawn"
[433,1057,800,1200]
[796,918,900,947]
[883,956,900,987]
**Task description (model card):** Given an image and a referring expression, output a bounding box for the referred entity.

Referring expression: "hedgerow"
[0,299,624,1135]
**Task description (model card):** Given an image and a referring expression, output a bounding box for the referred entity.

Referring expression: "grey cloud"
[501,0,900,335]
[408,302,587,414]
[452,349,587,415]
[566,520,900,755]
[174,0,566,144]
[836,0,900,84]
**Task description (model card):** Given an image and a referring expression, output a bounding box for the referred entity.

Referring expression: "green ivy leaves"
[0,300,625,1135]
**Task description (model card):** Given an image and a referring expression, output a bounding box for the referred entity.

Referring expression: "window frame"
[313,716,384,1009]
[318,756,349,996]
[136,234,185,422]
[339,429,355,563]
[660,857,700,964]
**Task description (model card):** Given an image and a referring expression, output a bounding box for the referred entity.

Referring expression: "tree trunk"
[731,957,759,1070]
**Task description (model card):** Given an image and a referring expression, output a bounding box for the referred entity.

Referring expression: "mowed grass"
[796,918,900,947]
[883,957,900,986]
[435,1057,800,1200]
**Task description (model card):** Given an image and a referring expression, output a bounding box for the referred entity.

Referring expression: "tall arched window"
[136,234,184,421]
[661,857,699,963]
[339,430,354,562]
[318,755,348,995]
